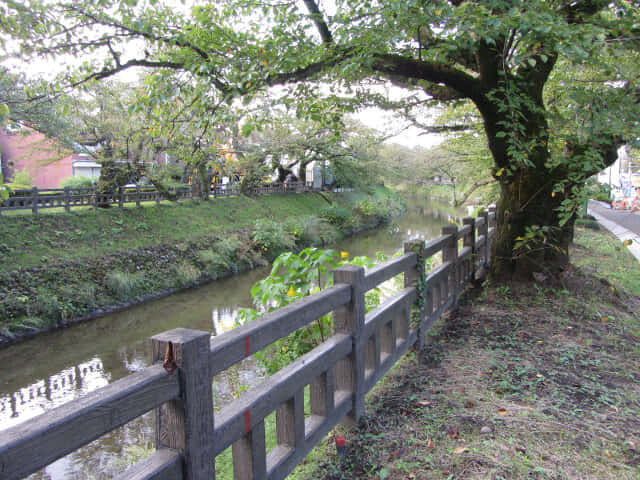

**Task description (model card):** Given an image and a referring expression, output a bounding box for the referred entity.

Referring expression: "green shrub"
[173,262,201,287]
[237,248,380,374]
[591,192,611,203]
[12,169,32,187]
[106,271,146,299]
[61,284,97,312]
[318,204,352,226]
[28,290,62,322]
[197,250,229,276]
[584,178,611,203]
[251,219,296,258]
[60,175,94,190]
[354,199,388,220]
[214,235,243,260]
[288,216,339,246]
[0,295,28,322]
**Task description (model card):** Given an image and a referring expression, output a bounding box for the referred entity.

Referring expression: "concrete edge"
[587,205,640,263]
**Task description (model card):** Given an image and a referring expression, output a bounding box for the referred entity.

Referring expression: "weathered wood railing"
[0,181,317,214]
[0,207,496,480]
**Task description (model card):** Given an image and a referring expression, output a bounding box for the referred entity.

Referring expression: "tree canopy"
[2,0,640,279]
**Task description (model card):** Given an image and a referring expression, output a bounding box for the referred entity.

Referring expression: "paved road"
[587,200,640,262]
[589,201,640,237]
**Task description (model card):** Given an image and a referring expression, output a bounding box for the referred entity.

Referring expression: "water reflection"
[0,358,109,428]
[0,198,463,479]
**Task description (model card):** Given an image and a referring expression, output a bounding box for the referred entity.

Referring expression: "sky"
[1,0,444,150]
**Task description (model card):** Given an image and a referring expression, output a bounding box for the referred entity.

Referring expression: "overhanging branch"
[301,0,333,44]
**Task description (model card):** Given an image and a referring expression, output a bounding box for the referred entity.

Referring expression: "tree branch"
[301,0,333,44]
[370,54,480,102]
[454,179,496,207]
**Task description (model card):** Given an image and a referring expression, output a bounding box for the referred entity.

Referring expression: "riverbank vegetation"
[6,1,639,280]
[0,187,405,345]
[288,225,640,480]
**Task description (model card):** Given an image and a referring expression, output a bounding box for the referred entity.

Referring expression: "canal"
[0,198,463,480]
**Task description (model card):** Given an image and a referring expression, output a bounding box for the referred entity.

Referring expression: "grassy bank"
[0,187,405,344]
[291,226,640,480]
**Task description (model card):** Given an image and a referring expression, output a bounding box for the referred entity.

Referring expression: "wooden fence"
[0,207,497,480]
[0,181,314,214]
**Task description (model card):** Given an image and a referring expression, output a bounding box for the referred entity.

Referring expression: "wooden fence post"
[478,210,489,271]
[233,419,266,480]
[487,206,497,265]
[333,264,366,423]
[462,217,475,282]
[441,224,458,301]
[404,240,426,349]
[64,187,71,213]
[135,185,141,208]
[31,187,38,214]
[151,328,215,480]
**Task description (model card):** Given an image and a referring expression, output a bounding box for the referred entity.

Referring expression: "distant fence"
[0,207,497,480]
[0,181,316,215]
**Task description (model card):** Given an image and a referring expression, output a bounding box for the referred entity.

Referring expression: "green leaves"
[237,247,381,372]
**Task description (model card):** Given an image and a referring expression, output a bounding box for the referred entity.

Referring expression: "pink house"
[0,128,100,188]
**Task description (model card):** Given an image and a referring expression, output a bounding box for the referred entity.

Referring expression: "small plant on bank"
[214,235,243,259]
[238,248,381,374]
[251,218,296,259]
[106,271,146,299]
[173,262,201,287]
[319,204,352,226]
[286,215,339,247]
[196,250,229,277]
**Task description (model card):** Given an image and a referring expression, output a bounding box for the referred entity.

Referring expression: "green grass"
[0,187,405,342]
[0,191,386,272]
[288,226,640,480]
[571,226,640,296]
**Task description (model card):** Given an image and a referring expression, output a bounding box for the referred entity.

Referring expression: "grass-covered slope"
[0,187,405,344]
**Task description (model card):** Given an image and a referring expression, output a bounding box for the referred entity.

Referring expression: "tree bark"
[490,170,574,280]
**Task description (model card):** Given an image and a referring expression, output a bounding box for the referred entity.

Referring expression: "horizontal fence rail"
[0,181,321,214]
[0,207,496,480]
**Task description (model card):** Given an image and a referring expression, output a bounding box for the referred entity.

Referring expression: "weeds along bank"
[0,187,405,346]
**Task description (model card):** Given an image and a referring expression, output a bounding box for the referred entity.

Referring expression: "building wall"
[0,129,73,188]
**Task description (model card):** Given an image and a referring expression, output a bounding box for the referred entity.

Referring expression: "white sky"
[1,0,444,150]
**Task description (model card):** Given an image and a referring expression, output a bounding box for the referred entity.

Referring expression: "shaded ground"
[292,228,640,480]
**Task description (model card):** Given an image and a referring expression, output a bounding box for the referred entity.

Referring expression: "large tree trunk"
[478,79,575,280]
[490,170,575,280]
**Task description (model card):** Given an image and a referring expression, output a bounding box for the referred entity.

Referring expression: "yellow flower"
[287,286,296,297]
[340,251,349,259]
[281,345,287,352]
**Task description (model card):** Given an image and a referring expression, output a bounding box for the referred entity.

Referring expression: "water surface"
[0,198,461,479]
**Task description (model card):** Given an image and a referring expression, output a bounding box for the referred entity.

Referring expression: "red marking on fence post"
[245,409,251,433]
[245,336,250,357]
